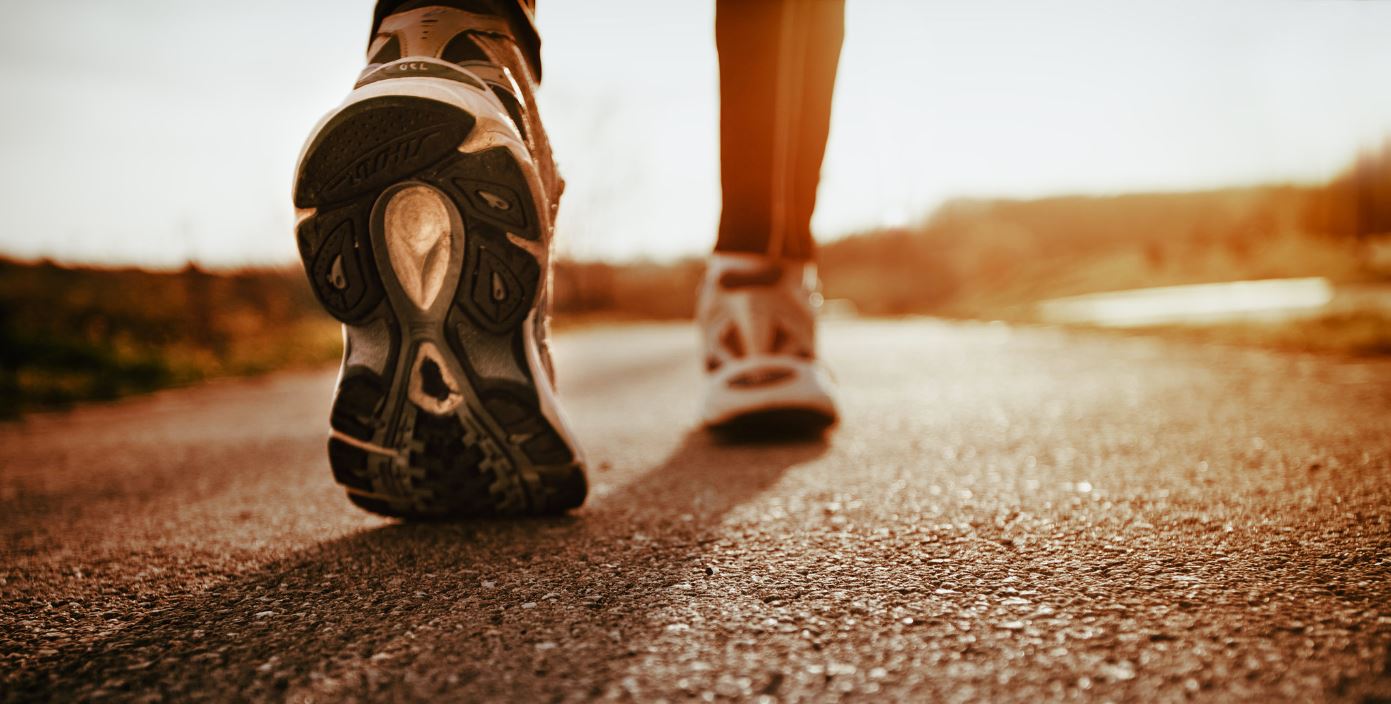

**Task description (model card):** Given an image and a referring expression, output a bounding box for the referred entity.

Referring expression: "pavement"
[3,319,1390,703]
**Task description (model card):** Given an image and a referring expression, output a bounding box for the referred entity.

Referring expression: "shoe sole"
[292,85,586,519]
[702,357,837,439]
[707,407,835,442]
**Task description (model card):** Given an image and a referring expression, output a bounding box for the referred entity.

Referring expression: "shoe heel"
[295,89,585,518]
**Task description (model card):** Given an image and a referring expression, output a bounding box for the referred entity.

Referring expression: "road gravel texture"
[3,320,1390,703]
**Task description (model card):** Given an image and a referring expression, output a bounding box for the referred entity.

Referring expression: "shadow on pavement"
[15,430,829,701]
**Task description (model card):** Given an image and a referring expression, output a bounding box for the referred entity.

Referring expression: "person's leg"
[715,0,845,261]
[699,0,845,435]
[293,1,587,517]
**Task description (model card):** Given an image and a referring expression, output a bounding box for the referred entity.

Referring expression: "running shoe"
[697,253,838,436]
[291,7,585,518]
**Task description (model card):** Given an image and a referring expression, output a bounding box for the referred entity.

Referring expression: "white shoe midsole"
[702,356,837,426]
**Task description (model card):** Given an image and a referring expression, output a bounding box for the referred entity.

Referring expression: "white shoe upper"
[697,253,838,428]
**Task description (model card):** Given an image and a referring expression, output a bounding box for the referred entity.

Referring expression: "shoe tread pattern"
[295,94,585,519]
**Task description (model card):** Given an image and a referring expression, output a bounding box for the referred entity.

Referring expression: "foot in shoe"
[291,7,585,519]
[698,252,839,437]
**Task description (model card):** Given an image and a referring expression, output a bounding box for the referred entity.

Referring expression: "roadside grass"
[0,259,342,416]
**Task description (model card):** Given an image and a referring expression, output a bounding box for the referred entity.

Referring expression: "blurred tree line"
[557,141,1391,320]
[0,261,339,413]
[1308,139,1391,241]
[815,141,1391,317]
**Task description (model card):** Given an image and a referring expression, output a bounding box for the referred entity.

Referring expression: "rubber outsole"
[706,407,836,443]
[294,92,585,519]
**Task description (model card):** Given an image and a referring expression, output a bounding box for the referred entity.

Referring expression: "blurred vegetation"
[819,185,1367,318]
[3,142,1389,414]
[0,261,341,415]
[556,140,1391,353]
[553,259,704,320]
[816,140,1391,318]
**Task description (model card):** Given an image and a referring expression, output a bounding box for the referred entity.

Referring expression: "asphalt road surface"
[4,320,1391,703]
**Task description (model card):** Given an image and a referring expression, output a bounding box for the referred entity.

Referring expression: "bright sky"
[1,0,1389,267]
